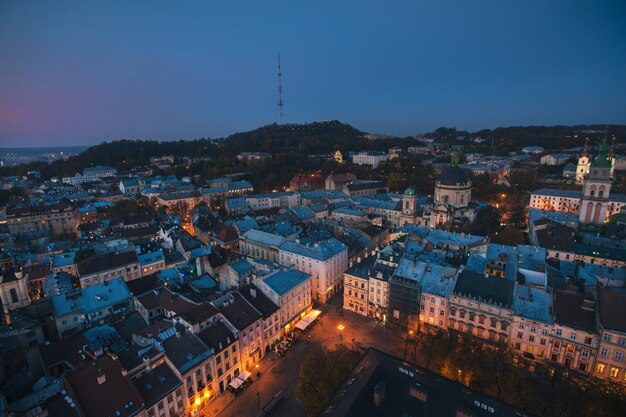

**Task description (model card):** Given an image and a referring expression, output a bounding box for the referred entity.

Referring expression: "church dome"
[438,166,470,187]
[404,187,416,196]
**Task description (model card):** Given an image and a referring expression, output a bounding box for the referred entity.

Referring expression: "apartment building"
[279,238,348,303]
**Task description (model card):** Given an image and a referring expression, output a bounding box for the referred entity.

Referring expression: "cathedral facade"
[530,136,626,224]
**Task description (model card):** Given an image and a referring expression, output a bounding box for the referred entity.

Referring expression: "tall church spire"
[592,134,611,168]
[608,134,616,159]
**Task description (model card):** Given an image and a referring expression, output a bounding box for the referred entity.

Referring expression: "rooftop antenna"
[277,52,285,125]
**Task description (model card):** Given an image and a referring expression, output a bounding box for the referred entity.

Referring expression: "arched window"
[593,202,602,223]
[585,201,593,222]
[9,288,18,304]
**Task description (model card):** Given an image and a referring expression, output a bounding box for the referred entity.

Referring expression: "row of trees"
[295,345,360,417]
[418,330,626,417]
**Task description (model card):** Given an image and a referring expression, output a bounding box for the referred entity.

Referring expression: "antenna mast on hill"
[277,52,285,125]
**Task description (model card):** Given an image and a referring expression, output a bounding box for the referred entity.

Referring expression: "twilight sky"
[1,0,625,147]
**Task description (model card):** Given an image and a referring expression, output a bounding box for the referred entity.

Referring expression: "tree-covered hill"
[3,122,625,181]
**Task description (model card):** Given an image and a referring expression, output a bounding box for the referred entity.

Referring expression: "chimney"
[582,299,595,311]
[97,372,106,385]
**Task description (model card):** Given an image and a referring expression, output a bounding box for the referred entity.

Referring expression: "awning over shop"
[294,309,321,331]
[229,377,243,390]
[238,370,252,382]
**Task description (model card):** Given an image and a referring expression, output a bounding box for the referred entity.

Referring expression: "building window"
[570,333,576,341]
[609,367,619,378]
[614,351,623,362]
[596,363,605,374]
[600,347,609,358]
[556,329,562,336]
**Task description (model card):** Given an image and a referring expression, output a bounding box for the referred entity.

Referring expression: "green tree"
[491,227,525,246]
[295,345,359,417]
[470,205,501,236]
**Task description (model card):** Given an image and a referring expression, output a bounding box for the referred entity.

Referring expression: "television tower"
[277,52,285,125]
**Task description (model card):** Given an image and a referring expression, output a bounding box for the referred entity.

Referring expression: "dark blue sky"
[1,0,625,146]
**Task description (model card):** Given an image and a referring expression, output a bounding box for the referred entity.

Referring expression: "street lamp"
[256,363,260,377]
[337,324,345,339]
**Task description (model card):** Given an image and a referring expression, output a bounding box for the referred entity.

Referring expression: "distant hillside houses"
[540,153,573,165]
[62,165,117,186]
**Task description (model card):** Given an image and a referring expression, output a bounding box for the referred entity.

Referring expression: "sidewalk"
[206,350,283,416]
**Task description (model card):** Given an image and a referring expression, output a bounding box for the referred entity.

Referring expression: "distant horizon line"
[1,120,624,148]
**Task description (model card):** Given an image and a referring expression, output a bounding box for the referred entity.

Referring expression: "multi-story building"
[77,251,142,287]
[540,153,572,165]
[213,292,264,372]
[594,288,625,383]
[132,362,184,417]
[279,238,348,303]
[159,327,215,413]
[6,201,77,236]
[343,258,372,316]
[529,138,626,221]
[138,250,166,277]
[448,271,514,344]
[245,192,301,211]
[51,278,133,338]
[352,151,389,168]
[510,285,554,368]
[550,290,598,374]
[239,229,289,264]
[239,285,281,353]
[417,263,457,330]
[64,355,145,417]
[62,165,117,186]
[198,322,242,396]
[256,267,312,337]
[50,252,78,276]
[0,254,29,324]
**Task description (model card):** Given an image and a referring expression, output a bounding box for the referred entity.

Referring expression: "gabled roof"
[213,292,262,331]
[239,284,280,319]
[553,290,596,332]
[77,251,139,276]
[597,287,626,333]
[453,271,515,308]
[65,356,144,417]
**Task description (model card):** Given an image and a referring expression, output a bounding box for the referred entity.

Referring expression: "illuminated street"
[207,292,414,417]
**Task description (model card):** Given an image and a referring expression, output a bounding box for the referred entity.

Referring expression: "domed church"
[428,154,477,228]
[398,154,478,230]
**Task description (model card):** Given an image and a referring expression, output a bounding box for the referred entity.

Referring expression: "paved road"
[206,292,420,417]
